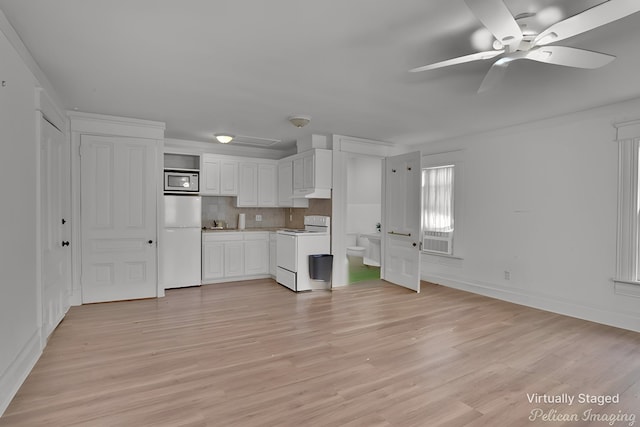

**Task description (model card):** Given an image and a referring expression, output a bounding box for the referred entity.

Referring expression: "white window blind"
[614,120,640,286]
[422,165,454,254]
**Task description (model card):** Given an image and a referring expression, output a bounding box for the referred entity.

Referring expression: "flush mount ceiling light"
[288,115,311,128]
[214,133,234,144]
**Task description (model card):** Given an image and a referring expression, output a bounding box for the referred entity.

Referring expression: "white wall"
[416,97,640,332]
[0,18,42,414]
[346,155,382,234]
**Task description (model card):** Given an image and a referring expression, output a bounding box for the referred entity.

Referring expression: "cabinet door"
[202,241,224,281]
[303,153,315,189]
[278,161,293,206]
[220,160,238,195]
[258,163,277,207]
[237,162,258,206]
[201,158,220,195]
[245,239,269,276]
[224,241,245,277]
[293,157,304,191]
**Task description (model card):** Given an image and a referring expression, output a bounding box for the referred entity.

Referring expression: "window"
[615,120,640,286]
[422,165,454,255]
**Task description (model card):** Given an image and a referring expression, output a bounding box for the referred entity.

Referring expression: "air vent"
[232,135,281,147]
[423,231,453,255]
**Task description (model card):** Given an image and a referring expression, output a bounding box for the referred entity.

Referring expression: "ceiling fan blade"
[410,50,504,73]
[534,0,640,46]
[477,53,525,93]
[526,46,616,68]
[464,0,523,49]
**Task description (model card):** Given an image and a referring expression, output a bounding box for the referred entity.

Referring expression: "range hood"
[295,188,331,199]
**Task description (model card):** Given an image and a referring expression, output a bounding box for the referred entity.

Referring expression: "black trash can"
[309,254,333,282]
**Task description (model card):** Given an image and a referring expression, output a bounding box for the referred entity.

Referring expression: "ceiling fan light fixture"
[214,133,234,144]
[288,115,311,128]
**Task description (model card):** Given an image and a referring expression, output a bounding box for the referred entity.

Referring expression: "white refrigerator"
[162,195,201,288]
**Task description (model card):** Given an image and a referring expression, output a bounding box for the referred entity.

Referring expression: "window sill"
[613,278,640,286]
[613,279,640,298]
[421,251,463,260]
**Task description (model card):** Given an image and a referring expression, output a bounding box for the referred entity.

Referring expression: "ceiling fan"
[410,0,640,92]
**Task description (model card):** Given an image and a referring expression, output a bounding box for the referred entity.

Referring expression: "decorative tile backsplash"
[201,196,332,230]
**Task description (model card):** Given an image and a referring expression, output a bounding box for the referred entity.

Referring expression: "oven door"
[276,233,297,272]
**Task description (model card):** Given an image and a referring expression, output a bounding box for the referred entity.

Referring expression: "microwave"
[164,171,199,193]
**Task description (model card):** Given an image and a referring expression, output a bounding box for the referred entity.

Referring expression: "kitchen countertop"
[201,227,296,233]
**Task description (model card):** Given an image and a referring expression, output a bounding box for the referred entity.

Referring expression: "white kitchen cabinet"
[258,163,277,207]
[293,157,304,192]
[237,161,258,206]
[238,160,279,207]
[201,156,221,195]
[201,154,238,196]
[224,241,245,277]
[245,233,269,275]
[202,241,224,280]
[277,161,309,207]
[220,160,238,195]
[290,149,332,198]
[202,231,270,283]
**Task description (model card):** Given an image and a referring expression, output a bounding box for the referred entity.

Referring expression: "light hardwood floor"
[2,280,640,426]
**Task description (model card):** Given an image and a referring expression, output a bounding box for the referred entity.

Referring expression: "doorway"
[346,154,382,284]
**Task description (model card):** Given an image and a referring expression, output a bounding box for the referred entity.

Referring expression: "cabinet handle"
[61,218,67,225]
[61,241,70,247]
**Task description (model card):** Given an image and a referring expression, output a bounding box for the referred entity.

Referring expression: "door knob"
[412,242,417,247]
[148,240,153,245]
[62,241,70,247]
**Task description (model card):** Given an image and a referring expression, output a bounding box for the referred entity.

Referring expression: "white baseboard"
[0,330,42,417]
[422,273,640,333]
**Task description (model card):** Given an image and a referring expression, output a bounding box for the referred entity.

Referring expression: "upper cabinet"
[277,160,309,207]
[290,149,332,199]
[200,154,238,196]
[237,159,278,207]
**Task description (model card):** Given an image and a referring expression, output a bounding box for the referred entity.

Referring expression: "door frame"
[68,112,165,305]
[330,135,407,288]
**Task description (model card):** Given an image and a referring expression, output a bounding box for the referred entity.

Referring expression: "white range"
[276,216,331,292]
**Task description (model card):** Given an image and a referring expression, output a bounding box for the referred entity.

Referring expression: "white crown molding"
[68,111,165,139]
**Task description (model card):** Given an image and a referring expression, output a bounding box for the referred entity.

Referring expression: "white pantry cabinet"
[202,231,270,283]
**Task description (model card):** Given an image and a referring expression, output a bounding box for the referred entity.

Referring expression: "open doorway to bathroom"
[346,154,382,283]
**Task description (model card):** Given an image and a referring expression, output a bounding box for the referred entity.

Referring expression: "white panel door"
[383,152,421,292]
[80,135,158,303]
[40,115,71,339]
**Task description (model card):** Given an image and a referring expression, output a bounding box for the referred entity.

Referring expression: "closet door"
[80,135,158,303]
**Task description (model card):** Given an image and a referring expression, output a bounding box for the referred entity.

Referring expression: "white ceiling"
[2,0,640,150]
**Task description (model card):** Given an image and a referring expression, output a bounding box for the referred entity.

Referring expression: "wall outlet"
[504,270,511,281]
[256,214,262,222]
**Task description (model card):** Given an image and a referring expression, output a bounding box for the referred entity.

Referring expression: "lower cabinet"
[202,232,270,283]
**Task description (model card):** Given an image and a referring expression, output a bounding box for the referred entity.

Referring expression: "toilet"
[346,233,367,264]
